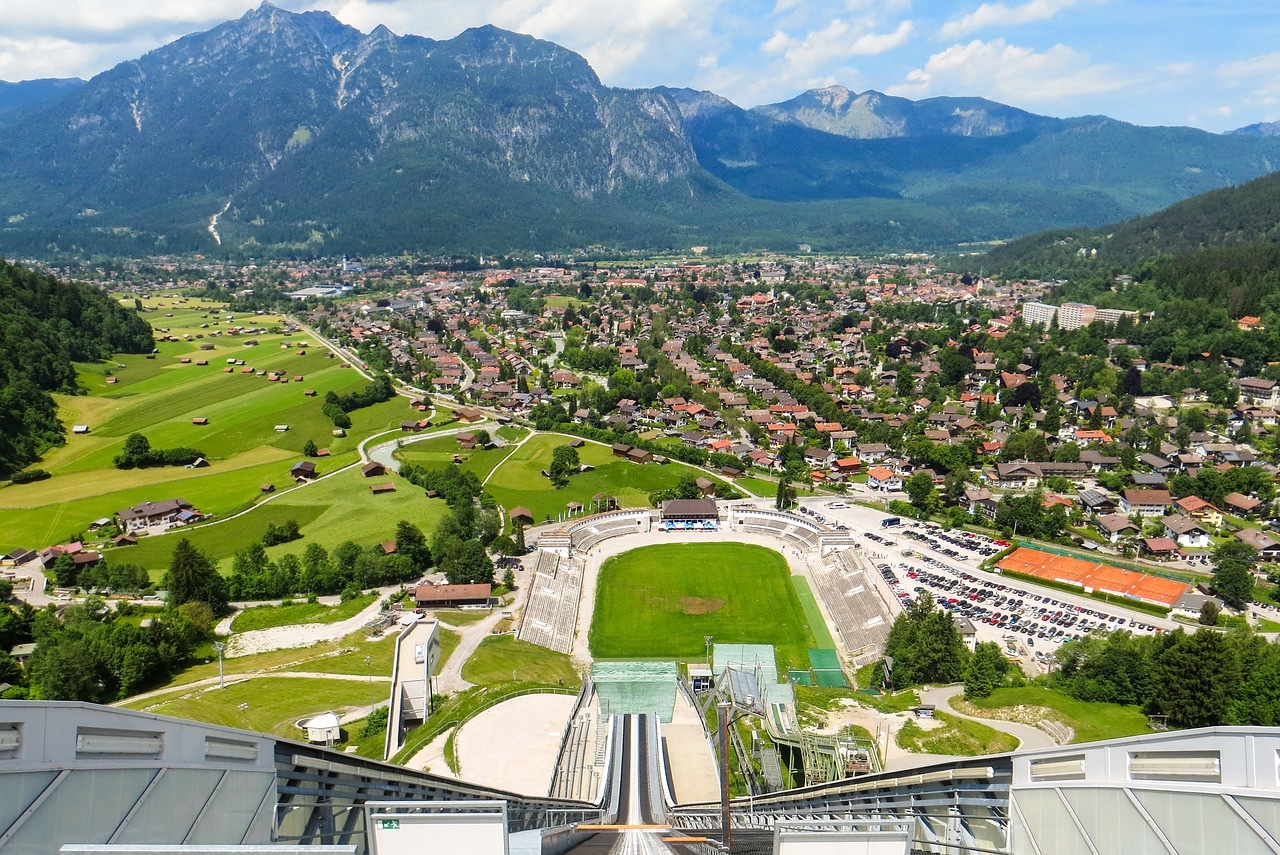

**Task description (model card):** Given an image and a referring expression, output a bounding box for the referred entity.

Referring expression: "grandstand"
[728,506,823,550]
[809,551,892,664]
[566,508,652,553]
[517,550,584,654]
[548,709,612,803]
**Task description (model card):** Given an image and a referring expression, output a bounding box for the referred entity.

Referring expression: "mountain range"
[1,2,1279,258]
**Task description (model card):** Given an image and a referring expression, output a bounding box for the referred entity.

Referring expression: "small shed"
[509,506,535,526]
[290,461,317,480]
[361,461,387,477]
[371,483,396,494]
[299,711,341,745]
[275,424,290,432]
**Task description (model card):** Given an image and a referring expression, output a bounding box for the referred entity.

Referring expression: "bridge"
[4,701,1280,854]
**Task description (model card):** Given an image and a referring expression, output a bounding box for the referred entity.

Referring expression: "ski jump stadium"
[6,500,1280,855]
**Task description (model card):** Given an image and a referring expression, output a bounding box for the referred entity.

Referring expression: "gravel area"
[225,596,388,657]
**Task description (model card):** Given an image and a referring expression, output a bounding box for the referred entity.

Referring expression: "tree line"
[1051,625,1280,728]
[0,596,212,702]
[0,260,154,479]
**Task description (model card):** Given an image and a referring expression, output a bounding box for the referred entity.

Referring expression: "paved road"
[364,420,495,475]
[919,684,1058,750]
[432,559,540,695]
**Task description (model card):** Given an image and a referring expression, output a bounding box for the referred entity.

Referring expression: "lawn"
[106,465,446,577]
[229,595,378,633]
[957,685,1151,743]
[460,634,581,687]
[734,476,778,498]
[393,434,518,482]
[432,609,495,627]
[897,711,1019,756]
[484,433,729,526]
[0,291,428,553]
[124,675,377,738]
[590,542,816,671]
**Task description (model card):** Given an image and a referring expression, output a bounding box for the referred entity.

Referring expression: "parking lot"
[799,498,1181,669]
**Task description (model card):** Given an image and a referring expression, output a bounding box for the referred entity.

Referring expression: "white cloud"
[1217,51,1280,80]
[761,18,912,76]
[328,0,723,82]
[939,0,1080,40]
[890,38,1127,105]
[1214,52,1280,114]
[0,1,255,38]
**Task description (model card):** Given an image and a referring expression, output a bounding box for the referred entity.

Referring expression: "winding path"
[919,684,1058,750]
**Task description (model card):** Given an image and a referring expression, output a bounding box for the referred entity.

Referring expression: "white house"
[1162,514,1211,549]
[867,466,903,492]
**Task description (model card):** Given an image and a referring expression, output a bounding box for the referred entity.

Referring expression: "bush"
[359,706,389,738]
[113,433,204,469]
[10,468,50,484]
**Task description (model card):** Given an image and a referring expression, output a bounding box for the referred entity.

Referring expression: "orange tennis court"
[997,547,1189,608]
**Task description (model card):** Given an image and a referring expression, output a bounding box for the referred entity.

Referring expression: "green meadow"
[481,433,731,525]
[394,434,520,482]
[0,293,426,553]
[107,465,447,577]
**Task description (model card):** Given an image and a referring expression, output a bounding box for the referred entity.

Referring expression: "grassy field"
[105,465,446,576]
[897,711,1020,756]
[483,434,730,526]
[733,477,777,498]
[393,434,519,482]
[123,675,379,737]
[956,685,1151,743]
[460,634,582,687]
[590,543,816,670]
[432,609,495,627]
[229,595,378,632]
[0,293,426,552]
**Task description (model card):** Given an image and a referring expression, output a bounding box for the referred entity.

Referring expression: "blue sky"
[3,1,1279,132]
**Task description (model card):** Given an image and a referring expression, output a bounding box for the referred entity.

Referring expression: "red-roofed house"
[868,466,903,492]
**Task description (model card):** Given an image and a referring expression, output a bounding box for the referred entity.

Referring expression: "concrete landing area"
[454,693,577,796]
[662,690,721,805]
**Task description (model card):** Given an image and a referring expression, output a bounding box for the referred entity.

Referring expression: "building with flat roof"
[1021,301,1057,329]
[1057,302,1098,330]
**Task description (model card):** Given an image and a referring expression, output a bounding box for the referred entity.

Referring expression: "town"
[53,251,1273,606]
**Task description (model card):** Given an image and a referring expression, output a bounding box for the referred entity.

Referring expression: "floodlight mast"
[212,641,226,689]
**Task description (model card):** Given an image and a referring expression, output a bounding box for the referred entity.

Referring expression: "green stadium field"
[589,542,817,670]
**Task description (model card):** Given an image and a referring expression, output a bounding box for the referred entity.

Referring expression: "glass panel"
[1230,796,1280,848]
[186,770,275,844]
[4,769,156,855]
[113,768,223,843]
[0,770,58,835]
[1011,789,1093,855]
[1063,786,1169,855]
[1135,790,1272,855]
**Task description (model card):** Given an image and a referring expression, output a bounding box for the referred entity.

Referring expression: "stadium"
[4,500,1269,855]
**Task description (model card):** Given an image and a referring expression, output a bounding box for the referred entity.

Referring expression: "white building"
[1021,301,1057,329]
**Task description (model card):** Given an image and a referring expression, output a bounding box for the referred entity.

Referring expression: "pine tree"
[165,538,228,614]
